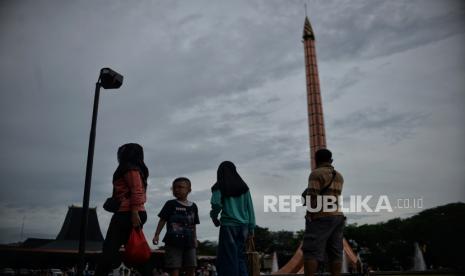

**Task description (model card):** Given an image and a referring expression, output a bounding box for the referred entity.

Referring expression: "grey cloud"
[326,67,365,102]
[345,213,381,222]
[281,159,309,171]
[0,227,55,244]
[146,143,221,179]
[314,0,465,61]
[332,107,431,143]
[187,189,212,203]
[220,110,270,122]
[177,14,203,27]
[0,170,84,209]
[266,97,280,104]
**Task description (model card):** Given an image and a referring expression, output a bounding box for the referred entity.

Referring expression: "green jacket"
[210,189,256,234]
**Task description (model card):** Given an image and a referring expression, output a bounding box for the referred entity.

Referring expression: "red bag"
[123,228,151,265]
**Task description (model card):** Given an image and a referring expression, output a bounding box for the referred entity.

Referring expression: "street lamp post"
[77,68,123,276]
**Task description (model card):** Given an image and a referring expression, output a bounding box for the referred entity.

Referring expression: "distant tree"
[200,203,465,271]
[254,225,305,267]
[344,202,465,270]
[254,225,274,253]
[197,240,218,256]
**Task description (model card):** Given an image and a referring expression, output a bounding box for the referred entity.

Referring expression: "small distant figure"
[95,143,151,276]
[209,263,217,276]
[303,149,345,276]
[153,177,200,276]
[210,161,255,276]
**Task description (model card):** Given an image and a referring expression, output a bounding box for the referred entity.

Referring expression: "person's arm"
[210,190,222,227]
[307,173,323,218]
[193,203,200,247]
[152,218,166,245]
[125,170,145,227]
[246,191,256,237]
[193,225,198,248]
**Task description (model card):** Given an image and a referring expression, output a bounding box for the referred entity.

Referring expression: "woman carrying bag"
[95,143,151,276]
[210,161,256,276]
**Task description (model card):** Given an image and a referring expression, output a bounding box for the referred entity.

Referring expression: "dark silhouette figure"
[95,143,151,276]
[210,161,255,276]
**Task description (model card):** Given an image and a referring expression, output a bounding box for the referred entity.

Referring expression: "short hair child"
[152,177,199,276]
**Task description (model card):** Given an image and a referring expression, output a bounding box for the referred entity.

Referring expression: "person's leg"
[133,261,153,275]
[302,217,333,276]
[135,261,153,276]
[216,226,238,276]
[329,261,342,276]
[183,267,195,276]
[182,247,197,276]
[164,245,182,276]
[95,213,132,276]
[235,225,248,276]
[326,216,345,276]
[303,259,319,276]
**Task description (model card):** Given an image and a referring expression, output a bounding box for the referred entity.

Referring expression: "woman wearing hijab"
[210,161,256,276]
[95,143,151,276]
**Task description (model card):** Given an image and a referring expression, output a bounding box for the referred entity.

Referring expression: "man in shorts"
[303,149,345,276]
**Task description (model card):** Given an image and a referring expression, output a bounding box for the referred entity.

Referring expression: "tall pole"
[303,16,326,170]
[78,81,101,276]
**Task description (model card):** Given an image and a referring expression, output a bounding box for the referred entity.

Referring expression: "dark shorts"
[302,215,345,262]
[164,245,197,269]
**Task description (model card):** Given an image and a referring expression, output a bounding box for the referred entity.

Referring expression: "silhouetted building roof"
[39,240,103,252]
[21,238,54,248]
[56,205,103,241]
[18,206,104,251]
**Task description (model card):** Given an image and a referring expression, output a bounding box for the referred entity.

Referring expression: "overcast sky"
[1,0,464,245]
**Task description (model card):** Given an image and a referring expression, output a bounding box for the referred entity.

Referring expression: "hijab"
[113,143,149,189]
[211,161,249,197]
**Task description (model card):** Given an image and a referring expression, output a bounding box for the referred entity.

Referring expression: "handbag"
[103,188,121,213]
[103,185,132,213]
[246,237,261,276]
[123,228,152,265]
[103,197,121,213]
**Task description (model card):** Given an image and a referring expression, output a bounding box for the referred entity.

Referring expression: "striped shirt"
[307,163,344,219]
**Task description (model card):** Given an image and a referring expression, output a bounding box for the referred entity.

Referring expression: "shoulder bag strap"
[319,170,337,195]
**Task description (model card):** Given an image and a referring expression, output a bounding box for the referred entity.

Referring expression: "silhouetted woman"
[210,161,255,276]
[95,143,151,276]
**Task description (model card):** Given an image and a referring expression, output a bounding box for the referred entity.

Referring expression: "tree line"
[196,202,465,271]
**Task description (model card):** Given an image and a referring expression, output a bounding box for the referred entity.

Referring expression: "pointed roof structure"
[15,206,105,252]
[56,205,103,241]
[34,205,104,251]
[302,16,315,40]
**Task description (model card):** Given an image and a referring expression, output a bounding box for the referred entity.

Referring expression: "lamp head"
[99,68,123,89]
